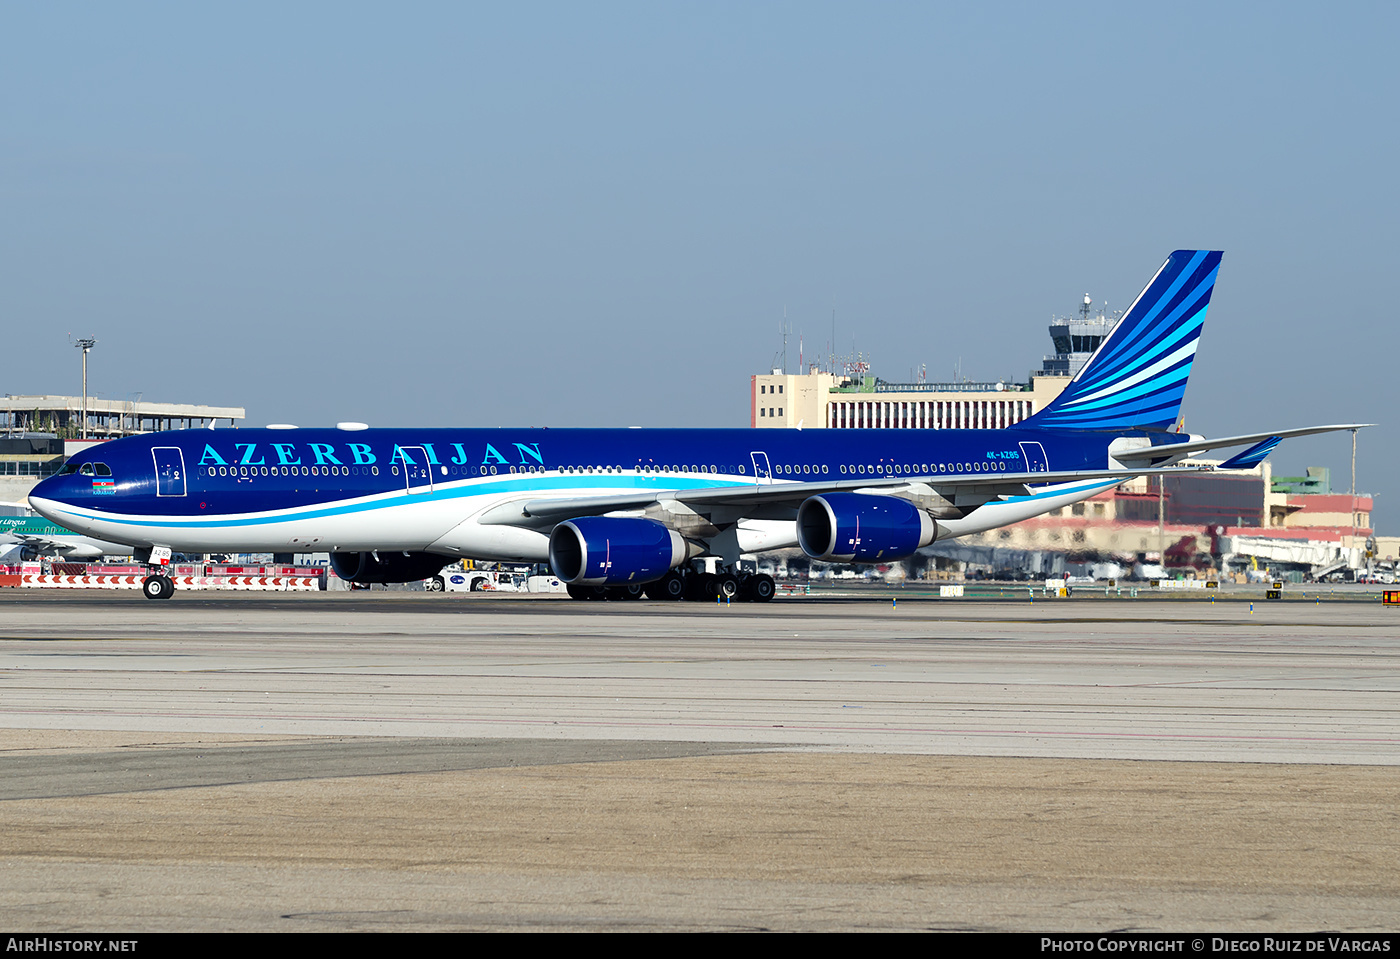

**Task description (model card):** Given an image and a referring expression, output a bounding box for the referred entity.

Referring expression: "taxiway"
[1,590,1396,931]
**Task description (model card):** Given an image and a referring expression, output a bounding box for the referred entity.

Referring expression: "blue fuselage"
[33,425,1119,515]
[28,425,1176,563]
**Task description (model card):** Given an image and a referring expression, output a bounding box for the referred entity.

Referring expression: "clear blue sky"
[4,2,1396,526]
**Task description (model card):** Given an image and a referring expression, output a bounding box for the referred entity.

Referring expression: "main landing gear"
[566,567,774,603]
[142,574,175,600]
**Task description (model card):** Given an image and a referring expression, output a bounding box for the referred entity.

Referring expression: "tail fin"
[1022,250,1223,431]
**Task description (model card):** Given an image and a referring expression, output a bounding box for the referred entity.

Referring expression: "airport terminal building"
[0,394,243,439]
[749,300,1114,430]
[1,395,244,506]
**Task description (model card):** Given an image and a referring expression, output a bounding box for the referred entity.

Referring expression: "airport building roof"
[750,295,1118,429]
[1,395,245,440]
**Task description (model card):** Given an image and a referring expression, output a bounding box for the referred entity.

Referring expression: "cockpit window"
[58,463,80,475]
[80,463,94,476]
[94,463,112,477]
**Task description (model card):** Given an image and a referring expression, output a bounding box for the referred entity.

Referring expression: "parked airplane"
[28,251,1365,601]
[0,506,133,563]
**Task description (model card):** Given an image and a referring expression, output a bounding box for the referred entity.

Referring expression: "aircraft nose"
[28,495,63,524]
[30,469,83,503]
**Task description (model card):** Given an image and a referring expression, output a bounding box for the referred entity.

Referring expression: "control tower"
[1036,294,1120,379]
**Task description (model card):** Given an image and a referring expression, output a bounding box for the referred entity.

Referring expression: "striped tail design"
[1023,250,1223,431]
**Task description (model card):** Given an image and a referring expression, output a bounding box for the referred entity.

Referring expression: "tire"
[687,573,715,602]
[567,584,589,600]
[714,574,740,600]
[619,583,645,601]
[143,575,171,600]
[646,572,686,601]
[749,574,775,603]
[427,576,445,592]
[470,578,487,591]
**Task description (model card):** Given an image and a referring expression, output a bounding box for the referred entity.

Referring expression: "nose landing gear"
[142,574,175,600]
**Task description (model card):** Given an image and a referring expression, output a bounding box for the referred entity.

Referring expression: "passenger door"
[1018,441,1050,487]
[397,446,434,495]
[750,451,773,485]
[151,447,187,497]
[1018,441,1049,474]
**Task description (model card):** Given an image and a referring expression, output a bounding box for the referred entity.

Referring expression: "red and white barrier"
[17,574,322,591]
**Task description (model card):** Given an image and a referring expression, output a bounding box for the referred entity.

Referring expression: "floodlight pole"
[74,338,96,440]
[1158,478,1166,570]
[1351,429,1357,499]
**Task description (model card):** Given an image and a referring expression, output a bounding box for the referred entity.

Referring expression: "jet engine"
[549,516,690,585]
[329,551,451,585]
[797,493,937,563]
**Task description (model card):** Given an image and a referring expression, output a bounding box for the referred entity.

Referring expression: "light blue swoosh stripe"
[999,479,1121,504]
[49,475,756,530]
[1060,364,1192,413]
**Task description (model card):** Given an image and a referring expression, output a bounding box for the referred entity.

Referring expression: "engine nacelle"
[797,493,937,563]
[330,550,451,585]
[549,517,688,585]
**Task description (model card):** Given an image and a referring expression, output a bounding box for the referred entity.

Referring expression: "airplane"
[28,250,1367,601]
[0,504,133,563]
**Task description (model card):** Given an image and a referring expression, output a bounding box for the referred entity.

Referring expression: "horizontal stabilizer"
[1112,424,1372,464]
[1218,436,1283,470]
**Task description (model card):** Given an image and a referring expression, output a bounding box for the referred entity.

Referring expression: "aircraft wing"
[1111,424,1372,464]
[478,465,1208,528]
[9,531,129,559]
[10,533,67,551]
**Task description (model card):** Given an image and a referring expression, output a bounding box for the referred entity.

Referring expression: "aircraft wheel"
[566,584,589,601]
[618,583,645,601]
[427,576,445,592]
[714,574,740,600]
[646,572,686,601]
[687,573,715,601]
[748,574,775,603]
[143,575,172,600]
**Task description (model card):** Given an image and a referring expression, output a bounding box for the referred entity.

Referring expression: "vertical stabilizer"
[1022,250,1223,431]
